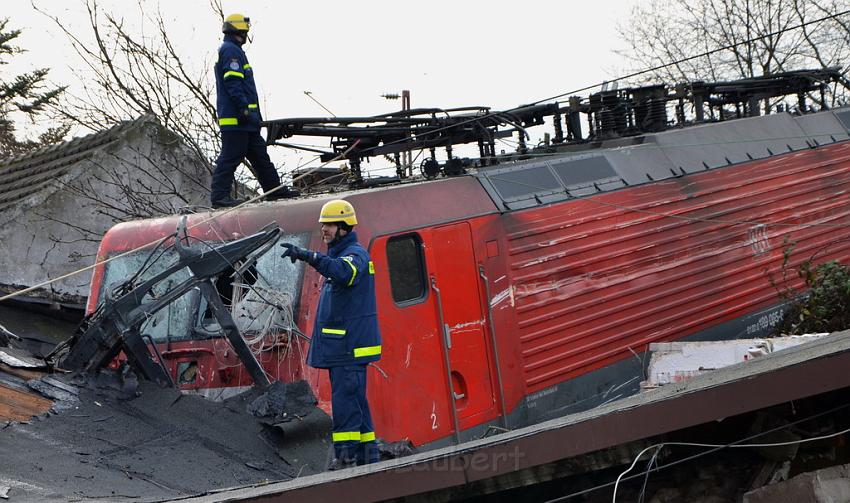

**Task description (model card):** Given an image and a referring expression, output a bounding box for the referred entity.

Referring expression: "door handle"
[430,277,452,349]
[430,275,461,444]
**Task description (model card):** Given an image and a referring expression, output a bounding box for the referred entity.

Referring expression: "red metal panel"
[426,223,496,427]
[370,234,455,445]
[370,224,498,446]
[505,143,850,392]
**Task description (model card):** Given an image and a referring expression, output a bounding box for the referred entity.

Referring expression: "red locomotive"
[82,70,850,448]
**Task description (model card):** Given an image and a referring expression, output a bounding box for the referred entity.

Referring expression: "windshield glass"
[98,232,309,343]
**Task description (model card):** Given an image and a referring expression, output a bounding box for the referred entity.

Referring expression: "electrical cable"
[349,8,850,160]
[178,232,304,377]
[6,4,848,304]
[529,9,850,108]
[357,132,850,179]
[542,400,850,502]
[0,141,361,304]
[612,423,850,502]
[637,445,662,503]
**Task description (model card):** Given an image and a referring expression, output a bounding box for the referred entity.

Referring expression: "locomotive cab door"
[374,222,496,445]
[423,222,496,429]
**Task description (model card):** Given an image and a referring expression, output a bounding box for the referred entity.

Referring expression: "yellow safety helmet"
[319,199,358,226]
[222,13,251,34]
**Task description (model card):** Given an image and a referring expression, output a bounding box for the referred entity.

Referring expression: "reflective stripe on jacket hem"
[354,345,381,358]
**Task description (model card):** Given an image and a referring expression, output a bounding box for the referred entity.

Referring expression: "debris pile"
[0,370,332,501]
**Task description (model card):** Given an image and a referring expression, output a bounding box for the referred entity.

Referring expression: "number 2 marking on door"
[431,403,438,430]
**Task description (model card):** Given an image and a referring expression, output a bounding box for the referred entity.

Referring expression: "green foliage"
[777,260,850,335]
[0,18,68,157]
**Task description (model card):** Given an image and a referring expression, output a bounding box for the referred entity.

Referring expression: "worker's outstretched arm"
[280,243,363,286]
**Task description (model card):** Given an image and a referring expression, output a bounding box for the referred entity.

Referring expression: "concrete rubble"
[642,334,828,389]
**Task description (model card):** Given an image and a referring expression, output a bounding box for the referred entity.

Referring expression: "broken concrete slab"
[743,463,850,502]
[642,334,828,389]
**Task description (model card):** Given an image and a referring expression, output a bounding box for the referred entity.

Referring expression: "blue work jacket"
[215,34,262,132]
[307,231,382,369]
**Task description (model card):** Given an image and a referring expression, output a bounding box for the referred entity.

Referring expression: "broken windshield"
[98,233,309,343]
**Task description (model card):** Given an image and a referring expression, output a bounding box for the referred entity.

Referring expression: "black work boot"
[211,197,247,208]
[327,457,357,471]
[265,186,301,201]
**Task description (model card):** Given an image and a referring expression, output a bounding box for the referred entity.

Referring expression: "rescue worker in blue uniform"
[211,14,297,208]
[281,199,382,469]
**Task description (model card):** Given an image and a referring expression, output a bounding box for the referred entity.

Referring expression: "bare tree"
[33,0,222,177]
[30,116,214,261]
[617,0,850,107]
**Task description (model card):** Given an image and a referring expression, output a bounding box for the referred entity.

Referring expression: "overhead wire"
[542,400,850,502]
[3,10,849,302]
[0,140,361,304]
[348,8,850,160]
[612,422,850,502]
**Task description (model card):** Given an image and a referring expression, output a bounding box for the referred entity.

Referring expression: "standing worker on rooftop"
[281,199,382,469]
[210,13,297,208]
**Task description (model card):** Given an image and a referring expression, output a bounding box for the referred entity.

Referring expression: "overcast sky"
[7,0,638,175]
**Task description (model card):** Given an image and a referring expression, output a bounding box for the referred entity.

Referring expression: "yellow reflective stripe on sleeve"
[322,328,346,335]
[243,63,252,70]
[354,345,381,358]
[368,261,375,275]
[223,71,245,79]
[218,118,238,126]
[360,432,376,442]
[332,431,362,442]
[342,257,358,286]
[247,103,258,109]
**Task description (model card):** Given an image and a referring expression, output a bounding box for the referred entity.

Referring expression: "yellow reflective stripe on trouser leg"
[342,257,358,286]
[360,432,376,442]
[354,345,381,358]
[332,431,362,442]
[322,328,346,335]
[368,261,374,274]
[218,118,238,126]
[223,70,244,79]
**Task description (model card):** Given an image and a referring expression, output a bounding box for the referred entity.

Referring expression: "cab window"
[98,233,309,343]
[386,234,426,305]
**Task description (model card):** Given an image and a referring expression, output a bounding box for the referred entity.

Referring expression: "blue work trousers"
[210,130,280,202]
[329,365,379,465]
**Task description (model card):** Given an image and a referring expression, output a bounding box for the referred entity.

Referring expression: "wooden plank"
[0,382,52,422]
